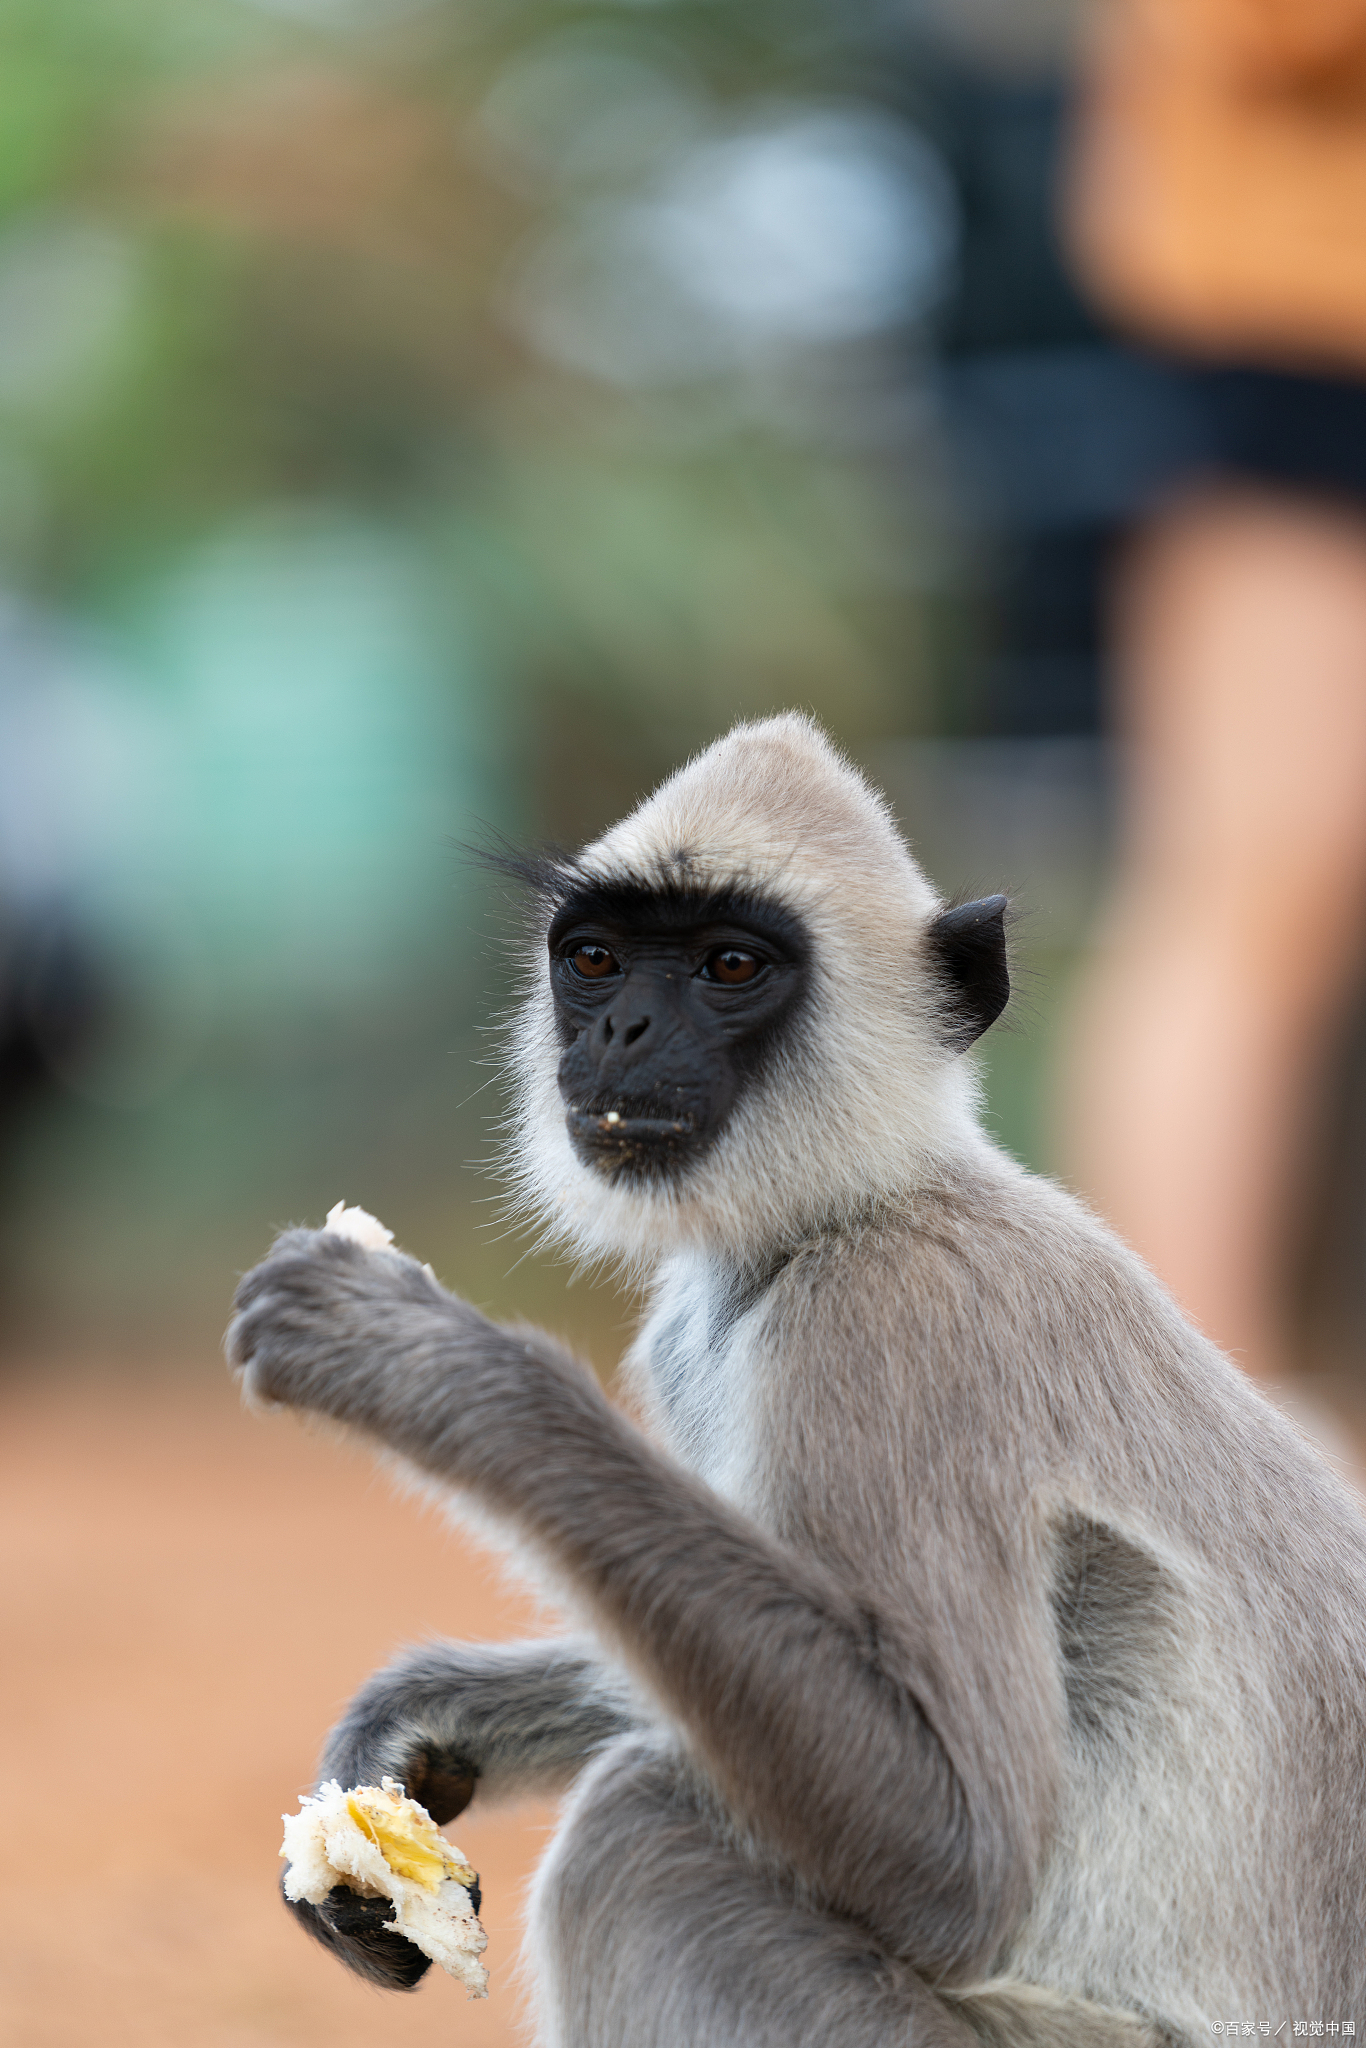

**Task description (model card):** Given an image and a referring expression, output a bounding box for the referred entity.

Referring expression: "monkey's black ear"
[925,895,1009,1051]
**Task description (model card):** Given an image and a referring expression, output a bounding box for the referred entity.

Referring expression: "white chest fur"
[627,1254,772,1503]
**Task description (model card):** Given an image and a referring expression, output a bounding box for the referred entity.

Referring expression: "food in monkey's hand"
[281,1777,488,1995]
[323,1201,395,1251]
[322,1200,441,1282]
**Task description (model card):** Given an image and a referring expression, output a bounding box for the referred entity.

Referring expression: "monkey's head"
[506,715,1007,1271]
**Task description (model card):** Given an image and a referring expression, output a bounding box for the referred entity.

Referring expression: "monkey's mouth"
[565,1107,699,1176]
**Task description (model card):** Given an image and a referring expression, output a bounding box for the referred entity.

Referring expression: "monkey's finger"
[223,1299,272,1376]
[224,1292,315,1408]
[407,1748,479,1830]
[283,1878,433,1991]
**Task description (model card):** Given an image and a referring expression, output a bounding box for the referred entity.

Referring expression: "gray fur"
[230,717,1366,2044]
[317,1636,640,1807]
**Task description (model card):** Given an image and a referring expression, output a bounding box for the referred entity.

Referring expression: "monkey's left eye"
[568,945,620,980]
[702,948,760,985]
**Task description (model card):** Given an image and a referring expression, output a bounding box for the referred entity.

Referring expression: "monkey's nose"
[599,1010,651,1050]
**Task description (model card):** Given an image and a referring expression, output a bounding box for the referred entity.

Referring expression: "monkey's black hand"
[280,1691,481,1991]
[226,1224,486,1431]
[282,1877,434,1991]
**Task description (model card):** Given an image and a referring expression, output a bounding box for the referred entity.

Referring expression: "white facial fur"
[505,713,988,1275]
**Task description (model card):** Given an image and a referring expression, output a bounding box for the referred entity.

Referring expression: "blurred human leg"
[1056,485,1366,1388]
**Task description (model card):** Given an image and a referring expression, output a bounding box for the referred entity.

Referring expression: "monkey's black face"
[547,882,810,1182]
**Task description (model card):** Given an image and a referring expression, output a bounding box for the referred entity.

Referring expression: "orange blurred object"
[1069,0,1366,372]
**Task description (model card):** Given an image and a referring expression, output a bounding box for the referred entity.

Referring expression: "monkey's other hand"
[282,1876,433,1991]
[226,1224,485,1430]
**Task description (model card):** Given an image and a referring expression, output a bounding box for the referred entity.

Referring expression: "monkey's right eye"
[568,945,620,980]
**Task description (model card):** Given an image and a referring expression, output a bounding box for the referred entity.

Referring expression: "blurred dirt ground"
[0,1364,558,2047]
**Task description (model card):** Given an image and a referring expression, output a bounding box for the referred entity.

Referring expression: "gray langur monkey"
[228,714,1366,2047]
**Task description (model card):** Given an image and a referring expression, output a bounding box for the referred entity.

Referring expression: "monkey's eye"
[568,945,620,980]
[702,948,760,986]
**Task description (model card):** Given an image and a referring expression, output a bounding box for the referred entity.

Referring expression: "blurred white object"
[323,1201,395,1250]
[511,106,958,386]
[651,111,956,344]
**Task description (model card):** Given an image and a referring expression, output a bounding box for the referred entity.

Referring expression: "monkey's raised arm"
[230,1228,1063,1983]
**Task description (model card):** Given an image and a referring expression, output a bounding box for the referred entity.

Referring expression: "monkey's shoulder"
[752,1161,1174,1380]
[632,1160,1194,1442]
[739,1169,1363,1519]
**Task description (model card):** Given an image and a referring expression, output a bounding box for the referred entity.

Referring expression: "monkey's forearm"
[231,1245,1033,1977]
[319,1636,640,1814]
